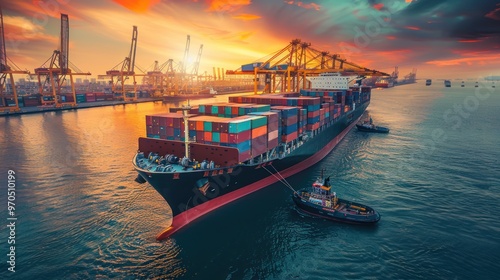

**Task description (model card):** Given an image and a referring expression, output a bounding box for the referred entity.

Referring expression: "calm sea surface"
[1,82,499,279]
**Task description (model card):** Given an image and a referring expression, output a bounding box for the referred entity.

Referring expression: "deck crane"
[226,39,390,94]
[98,26,140,101]
[0,7,29,113]
[33,13,90,107]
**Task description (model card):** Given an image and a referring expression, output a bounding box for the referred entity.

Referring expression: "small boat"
[461,81,465,87]
[292,175,380,224]
[355,117,389,133]
[425,79,432,86]
[444,80,451,87]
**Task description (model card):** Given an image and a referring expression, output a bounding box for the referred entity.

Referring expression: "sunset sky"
[2,0,500,80]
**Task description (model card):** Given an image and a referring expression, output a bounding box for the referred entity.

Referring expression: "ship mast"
[182,101,191,159]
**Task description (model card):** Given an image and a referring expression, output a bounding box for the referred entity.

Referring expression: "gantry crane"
[98,26,142,101]
[226,39,389,94]
[0,7,29,113]
[145,59,177,96]
[33,13,90,107]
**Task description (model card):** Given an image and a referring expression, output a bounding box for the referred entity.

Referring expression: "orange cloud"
[405,26,420,30]
[113,0,161,13]
[205,0,251,12]
[285,1,321,11]
[426,52,500,66]
[485,6,500,20]
[373,3,384,11]
[458,39,481,43]
[231,13,261,21]
[3,15,58,45]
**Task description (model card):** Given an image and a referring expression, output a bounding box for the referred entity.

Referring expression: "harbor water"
[1,83,499,279]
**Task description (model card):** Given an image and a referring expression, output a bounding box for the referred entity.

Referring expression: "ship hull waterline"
[134,102,369,240]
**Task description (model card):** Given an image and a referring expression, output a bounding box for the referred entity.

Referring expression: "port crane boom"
[0,7,30,113]
[226,39,390,94]
[98,26,140,101]
[33,13,90,107]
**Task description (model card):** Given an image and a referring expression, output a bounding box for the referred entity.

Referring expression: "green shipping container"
[203,121,212,131]
[228,119,251,133]
[249,115,267,128]
[212,132,220,142]
[76,94,86,103]
[211,106,218,115]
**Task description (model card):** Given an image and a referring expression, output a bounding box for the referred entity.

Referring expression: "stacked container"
[271,106,298,143]
[146,113,193,140]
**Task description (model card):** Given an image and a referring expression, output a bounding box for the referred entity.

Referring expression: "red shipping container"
[86,94,96,102]
[228,130,251,144]
[173,118,181,128]
[166,127,174,136]
[307,110,320,118]
[196,131,204,141]
[146,116,153,126]
[268,137,279,149]
[251,135,268,155]
[239,150,252,162]
[152,125,160,135]
[268,121,279,131]
[159,126,167,136]
[159,117,167,126]
[146,125,153,135]
[306,123,320,130]
[282,115,298,126]
[166,117,174,127]
[281,131,298,143]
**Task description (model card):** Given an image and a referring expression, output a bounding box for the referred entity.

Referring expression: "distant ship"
[425,79,432,86]
[461,81,465,87]
[374,77,394,88]
[163,87,217,101]
[475,82,479,88]
[133,72,372,238]
[444,80,451,87]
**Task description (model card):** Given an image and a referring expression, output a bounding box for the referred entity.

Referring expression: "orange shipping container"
[220,132,229,143]
[196,121,204,131]
[204,131,212,142]
[251,125,267,138]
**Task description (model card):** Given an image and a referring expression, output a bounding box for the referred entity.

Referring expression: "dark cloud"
[396,0,500,43]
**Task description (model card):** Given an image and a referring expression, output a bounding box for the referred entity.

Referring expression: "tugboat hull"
[292,193,380,224]
[356,124,389,133]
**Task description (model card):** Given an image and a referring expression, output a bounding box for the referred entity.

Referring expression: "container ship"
[133,73,372,239]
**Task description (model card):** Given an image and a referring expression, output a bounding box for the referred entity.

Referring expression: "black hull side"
[135,102,369,218]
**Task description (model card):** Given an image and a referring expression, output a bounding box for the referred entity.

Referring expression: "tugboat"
[292,174,380,224]
[355,117,390,133]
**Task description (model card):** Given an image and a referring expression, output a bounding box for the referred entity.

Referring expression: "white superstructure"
[306,73,356,90]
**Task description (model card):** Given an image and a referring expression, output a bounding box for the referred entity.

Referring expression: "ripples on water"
[1,86,499,279]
